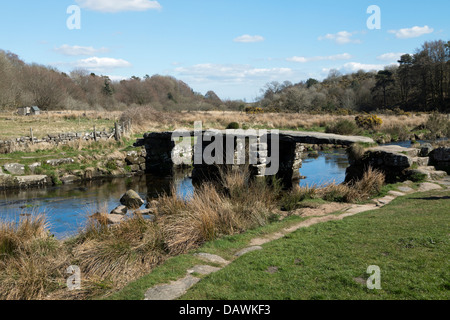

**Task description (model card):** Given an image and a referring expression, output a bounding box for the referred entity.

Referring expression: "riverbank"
[0,137,148,191]
[179,186,450,300]
[108,177,449,300]
[0,165,391,300]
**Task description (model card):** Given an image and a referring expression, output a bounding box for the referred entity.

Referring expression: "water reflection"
[299,149,349,187]
[0,170,194,239]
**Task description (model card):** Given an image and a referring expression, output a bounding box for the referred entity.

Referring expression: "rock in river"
[120,189,145,209]
[111,205,128,215]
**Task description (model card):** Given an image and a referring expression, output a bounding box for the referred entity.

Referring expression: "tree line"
[1,39,449,114]
[258,40,450,114]
[0,50,238,112]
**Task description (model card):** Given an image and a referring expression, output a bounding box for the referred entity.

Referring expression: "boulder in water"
[120,190,145,209]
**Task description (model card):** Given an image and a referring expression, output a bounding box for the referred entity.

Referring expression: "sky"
[0,0,449,101]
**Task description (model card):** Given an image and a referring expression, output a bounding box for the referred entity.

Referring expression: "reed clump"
[0,214,68,300]
[159,166,280,255]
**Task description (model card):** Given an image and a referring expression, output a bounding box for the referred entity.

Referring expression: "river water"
[0,171,194,238]
[0,140,440,238]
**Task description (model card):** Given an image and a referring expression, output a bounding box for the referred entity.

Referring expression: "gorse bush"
[245,107,264,114]
[355,115,383,130]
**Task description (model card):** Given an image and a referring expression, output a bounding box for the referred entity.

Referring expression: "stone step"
[411,157,429,167]
[407,167,447,180]
[144,275,200,300]
[194,253,230,265]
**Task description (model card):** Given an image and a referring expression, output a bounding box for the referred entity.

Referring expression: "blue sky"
[0,0,448,101]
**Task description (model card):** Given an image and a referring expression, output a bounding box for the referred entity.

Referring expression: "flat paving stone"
[398,186,414,193]
[234,246,263,257]
[144,275,200,300]
[373,196,395,206]
[388,191,406,197]
[187,265,222,276]
[194,253,229,265]
[418,182,442,192]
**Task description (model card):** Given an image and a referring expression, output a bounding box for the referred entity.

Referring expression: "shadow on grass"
[409,196,450,201]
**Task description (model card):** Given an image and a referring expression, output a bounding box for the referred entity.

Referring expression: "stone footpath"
[143,176,450,301]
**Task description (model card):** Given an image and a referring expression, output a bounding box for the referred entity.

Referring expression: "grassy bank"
[180,188,450,300]
[0,165,388,300]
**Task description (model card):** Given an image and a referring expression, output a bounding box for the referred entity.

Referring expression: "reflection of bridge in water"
[135,130,375,188]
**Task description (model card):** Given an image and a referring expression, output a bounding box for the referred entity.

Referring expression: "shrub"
[226,122,240,130]
[409,172,427,183]
[325,119,358,135]
[245,107,264,114]
[393,107,411,117]
[355,115,383,130]
[425,112,450,139]
[382,125,411,142]
[105,160,118,172]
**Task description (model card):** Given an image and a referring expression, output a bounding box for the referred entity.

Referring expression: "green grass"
[103,215,307,300]
[180,189,450,300]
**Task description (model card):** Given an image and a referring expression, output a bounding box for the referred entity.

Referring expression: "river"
[0,140,442,238]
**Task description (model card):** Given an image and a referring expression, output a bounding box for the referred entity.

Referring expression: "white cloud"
[388,26,434,39]
[54,44,109,56]
[377,52,406,62]
[287,53,352,63]
[323,62,398,75]
[318,31,361,45]
[173,63,292,83]
[73,57,132,72]
[233,35,265,43]
[108,75,128,82]
[170,63,306,101]
[75,0,162,13]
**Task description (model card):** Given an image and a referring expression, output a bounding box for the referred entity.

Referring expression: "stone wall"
[0,129,119,154]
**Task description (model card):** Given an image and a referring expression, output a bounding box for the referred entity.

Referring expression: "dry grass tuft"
[0,214,68,300]
[159,166,279,255]
[320,167,385,203]
[72,214,165,287]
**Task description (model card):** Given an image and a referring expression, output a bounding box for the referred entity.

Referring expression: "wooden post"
[93,125,97,142]
[114,122,120,141]
[30,128,34,144]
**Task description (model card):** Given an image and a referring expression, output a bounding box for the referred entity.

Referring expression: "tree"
[373,70,395,108]
[306,78,319,88]
[397,54,413,106]
[205,90,222,106]
[102,77,114,96]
